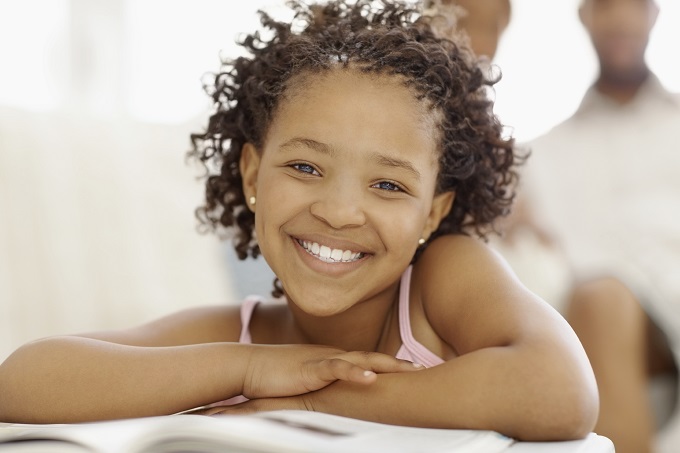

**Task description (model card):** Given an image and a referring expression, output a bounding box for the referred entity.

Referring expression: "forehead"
[283,68,434,116]
[267,68,441,157]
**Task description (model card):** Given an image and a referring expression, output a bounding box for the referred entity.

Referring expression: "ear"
[239,143,261,212]
[422,191,455,240]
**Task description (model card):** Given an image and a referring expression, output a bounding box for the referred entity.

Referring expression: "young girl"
[0,0,598,441]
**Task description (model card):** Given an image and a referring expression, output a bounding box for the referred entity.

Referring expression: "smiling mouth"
[297,239,366,263]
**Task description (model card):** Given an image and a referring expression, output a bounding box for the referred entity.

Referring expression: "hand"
[242,344,423,399]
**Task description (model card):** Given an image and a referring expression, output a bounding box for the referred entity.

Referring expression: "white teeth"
[299,240,363,263]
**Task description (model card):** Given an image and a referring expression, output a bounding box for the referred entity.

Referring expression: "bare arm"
[319,236,598,440]
[0,305,243,422]
[209,236,599,441]
[304,325,595,440]
[0,306,421,424]
[0,336,254,423]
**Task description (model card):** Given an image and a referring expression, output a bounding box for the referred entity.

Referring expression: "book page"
[0,411,514,453]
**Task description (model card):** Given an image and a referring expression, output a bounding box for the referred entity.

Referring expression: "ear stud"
[249,196,256,206]
[418,238,426,245]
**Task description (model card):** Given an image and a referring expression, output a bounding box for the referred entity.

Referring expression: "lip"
[293,233,369,254]
[290,235,371,277]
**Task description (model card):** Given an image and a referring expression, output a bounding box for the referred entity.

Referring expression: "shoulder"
[523,116,583,185]
[528,86,599,151]
[412,234,556,353]
[414,234,521,306]
[528,115,580,152]
[414,234,514,291]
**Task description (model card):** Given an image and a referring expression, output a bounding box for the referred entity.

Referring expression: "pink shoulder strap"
[238,296,262,344]
[396,266,445,367]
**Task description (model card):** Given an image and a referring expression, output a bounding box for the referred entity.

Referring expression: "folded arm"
[0,306,421,424]
[0,336,253,423]
[207,236,599,441]
[317,236,598,440]
[211,325,596,440]
[303,327,595,440]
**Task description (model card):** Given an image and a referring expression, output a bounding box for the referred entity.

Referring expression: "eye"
[372,180,404,192]
[290,163,320,176]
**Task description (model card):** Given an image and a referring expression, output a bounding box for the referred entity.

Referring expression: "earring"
[249,196,256,206]
[418,238,426,245]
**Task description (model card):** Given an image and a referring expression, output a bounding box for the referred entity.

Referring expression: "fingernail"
[363,370,376,377]
[412,363,424,368]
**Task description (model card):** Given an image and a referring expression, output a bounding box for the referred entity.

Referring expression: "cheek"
[255,172,307,230]
[374,199,429,250]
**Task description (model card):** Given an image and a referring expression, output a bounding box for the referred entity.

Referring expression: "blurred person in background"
[505,0,680,452]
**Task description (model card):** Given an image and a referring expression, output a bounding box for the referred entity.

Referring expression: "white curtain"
[0,107,236,360]
[0,0,278,360]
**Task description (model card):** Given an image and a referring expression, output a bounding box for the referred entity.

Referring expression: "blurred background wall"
[1,0,679,361]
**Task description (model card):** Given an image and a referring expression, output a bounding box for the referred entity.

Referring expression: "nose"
[309,184,367,229]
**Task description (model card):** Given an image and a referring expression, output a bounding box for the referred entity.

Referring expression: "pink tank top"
[394,266,445,366]
[237,266,443,365]
[217,266,443,406]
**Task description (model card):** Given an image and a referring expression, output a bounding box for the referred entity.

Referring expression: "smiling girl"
[0,0,598,440]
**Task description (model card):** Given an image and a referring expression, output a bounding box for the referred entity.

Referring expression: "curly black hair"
[189,0,519,268]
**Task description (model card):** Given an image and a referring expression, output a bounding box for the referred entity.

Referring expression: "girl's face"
[241,68,453,316]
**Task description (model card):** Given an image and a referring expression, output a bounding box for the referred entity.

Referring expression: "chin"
[288,292,354,318]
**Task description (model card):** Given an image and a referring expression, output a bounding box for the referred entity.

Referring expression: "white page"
[0,411,513,453]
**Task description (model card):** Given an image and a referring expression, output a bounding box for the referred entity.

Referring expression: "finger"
[340,351,425,374]
[307,358,377,386]
[312,356,420,385]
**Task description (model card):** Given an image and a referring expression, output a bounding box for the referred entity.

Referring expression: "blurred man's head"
[423,0,511,60]
[579,0,659,82]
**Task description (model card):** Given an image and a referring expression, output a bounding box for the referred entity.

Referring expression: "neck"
[286,284,399,352]
[595,65,650,105]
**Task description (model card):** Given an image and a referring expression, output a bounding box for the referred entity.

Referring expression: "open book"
[0,410,512,453]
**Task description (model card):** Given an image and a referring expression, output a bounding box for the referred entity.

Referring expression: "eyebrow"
[279,137,421,181]
[280,137,335,156]
[370,153,421,182]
